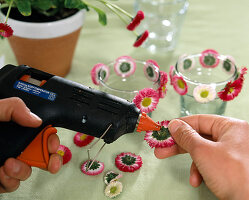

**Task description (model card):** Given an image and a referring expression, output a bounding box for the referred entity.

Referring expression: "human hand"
[154,114,249,200]
[0,97,62,194]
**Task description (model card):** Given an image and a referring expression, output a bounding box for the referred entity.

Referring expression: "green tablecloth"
[0,0,249,199]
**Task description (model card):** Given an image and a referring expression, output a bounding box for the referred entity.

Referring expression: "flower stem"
[4,0,14,23]
[103,3,127,25]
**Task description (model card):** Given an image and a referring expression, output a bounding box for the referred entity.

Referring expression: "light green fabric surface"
[0,0,249,199]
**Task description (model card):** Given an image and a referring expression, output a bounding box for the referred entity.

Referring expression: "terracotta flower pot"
[3,10,85,77]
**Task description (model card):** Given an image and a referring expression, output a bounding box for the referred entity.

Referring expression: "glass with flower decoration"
[91,56,169,115]
[170,49,247,116]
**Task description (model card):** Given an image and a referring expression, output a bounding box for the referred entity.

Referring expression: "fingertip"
[48,134,60,154]
[189,173,202,188]
[154,145,179,159]
[48,154,62,174]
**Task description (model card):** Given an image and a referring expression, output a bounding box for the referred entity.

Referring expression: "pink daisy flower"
[133,88,159,113]
[127,10,145,31]
[57,145,72,165]
[104,171,122,185]
[133,30,149,47]
[218,78,243,101]
[0,23,13,38]
[114,56,136,77]
[199,49,219,68]
[115,152,142,172]
[143,59,160,82]
[144,120,175,148]
[81,160,105,176]
[172,75,188,95]
[73,132,94,147]
[91,63,110,85]
[169,65,175,85]
[221,55,236,75]
[157,71,168,98]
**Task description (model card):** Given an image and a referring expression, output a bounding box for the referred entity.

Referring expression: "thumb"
[168,119,207,154]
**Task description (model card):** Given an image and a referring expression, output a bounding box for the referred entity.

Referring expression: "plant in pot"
[0,0,148,77]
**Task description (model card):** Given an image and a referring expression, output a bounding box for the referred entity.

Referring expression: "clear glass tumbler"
[134,0,189,53]
[173,51,238,116]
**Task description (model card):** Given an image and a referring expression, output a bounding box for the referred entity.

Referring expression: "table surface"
[0,0,249,199]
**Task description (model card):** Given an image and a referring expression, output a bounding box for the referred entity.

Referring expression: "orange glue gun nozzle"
[136,112,161,132]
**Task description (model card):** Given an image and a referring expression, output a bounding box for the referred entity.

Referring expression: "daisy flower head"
[104,181,123,198]
[115,152,143,172]
[169,65,175,85]
[73,132,94,147]
[0,23,13,38]
[199,49,219,68]
[133,30,149,47]
[221,55,236,75]
[143,59,160,82]
[179,57,195,72]
[157,71,168,98]
[144,120,175,148]
[133,88,159,113]
[218,78,243,101]
[104,171,122,185]
[114,56,136,77]
[57,145,72,165]
[81,160,105,176]
[127,10,145,31]
[193,84,216,103]
[172,75,188,95]
[91,63,110,85]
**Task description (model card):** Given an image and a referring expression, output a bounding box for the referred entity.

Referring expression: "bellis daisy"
[143,59,160,82]
[73,132,94,147]
[199,49,219,68]
[127,10,145,31]
[104,181,123,198]
[91,63,110,85]
[133,30,149,47]
[218,79,243,101]
[81,160,105,176]
[57,145,72,165]
[193,84,216,103]
[221,55,236,75]
[0,23,13,38]
[172,75,188,95]
[133,88,159,113]
[144,120,175,148]
[157,71,168,98]
[104,171,122,185]
[115,152,143,172]
[114,56,136,77]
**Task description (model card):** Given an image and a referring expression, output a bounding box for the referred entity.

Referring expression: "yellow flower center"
[177,79,185,89]
[200,90,209,98]
[228,87,234,94]
[57,150,65,157]
[110,186,117,194]
[80,134,87,141]
[142,97,152,107]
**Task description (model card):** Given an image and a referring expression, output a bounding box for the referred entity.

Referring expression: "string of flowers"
[0,0,149,46]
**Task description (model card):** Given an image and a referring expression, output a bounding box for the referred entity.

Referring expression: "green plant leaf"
[31,0,54,11]
[15,0,31,16]
[64,0,88,9]
[88,5,107,26]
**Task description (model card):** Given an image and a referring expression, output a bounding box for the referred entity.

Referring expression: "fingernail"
[30,112,42,122]
[168,119,182,134]
[12,161,21,174]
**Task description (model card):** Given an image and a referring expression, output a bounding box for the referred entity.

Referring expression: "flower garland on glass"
[170,49,247,103]
[91,55,169,114]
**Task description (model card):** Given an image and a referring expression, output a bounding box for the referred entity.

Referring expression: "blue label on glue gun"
[14,80,57,101]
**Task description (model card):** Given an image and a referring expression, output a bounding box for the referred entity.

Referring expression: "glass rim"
[175,53,238,86]
[98,59,160,94]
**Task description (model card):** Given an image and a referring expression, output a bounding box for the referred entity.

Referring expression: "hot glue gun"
[0,65,161,169]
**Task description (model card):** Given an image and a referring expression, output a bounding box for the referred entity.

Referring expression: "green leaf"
[31,0,54,11]
[88,5,107,26]
[15,0,31,16]
[64,0,88,9]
